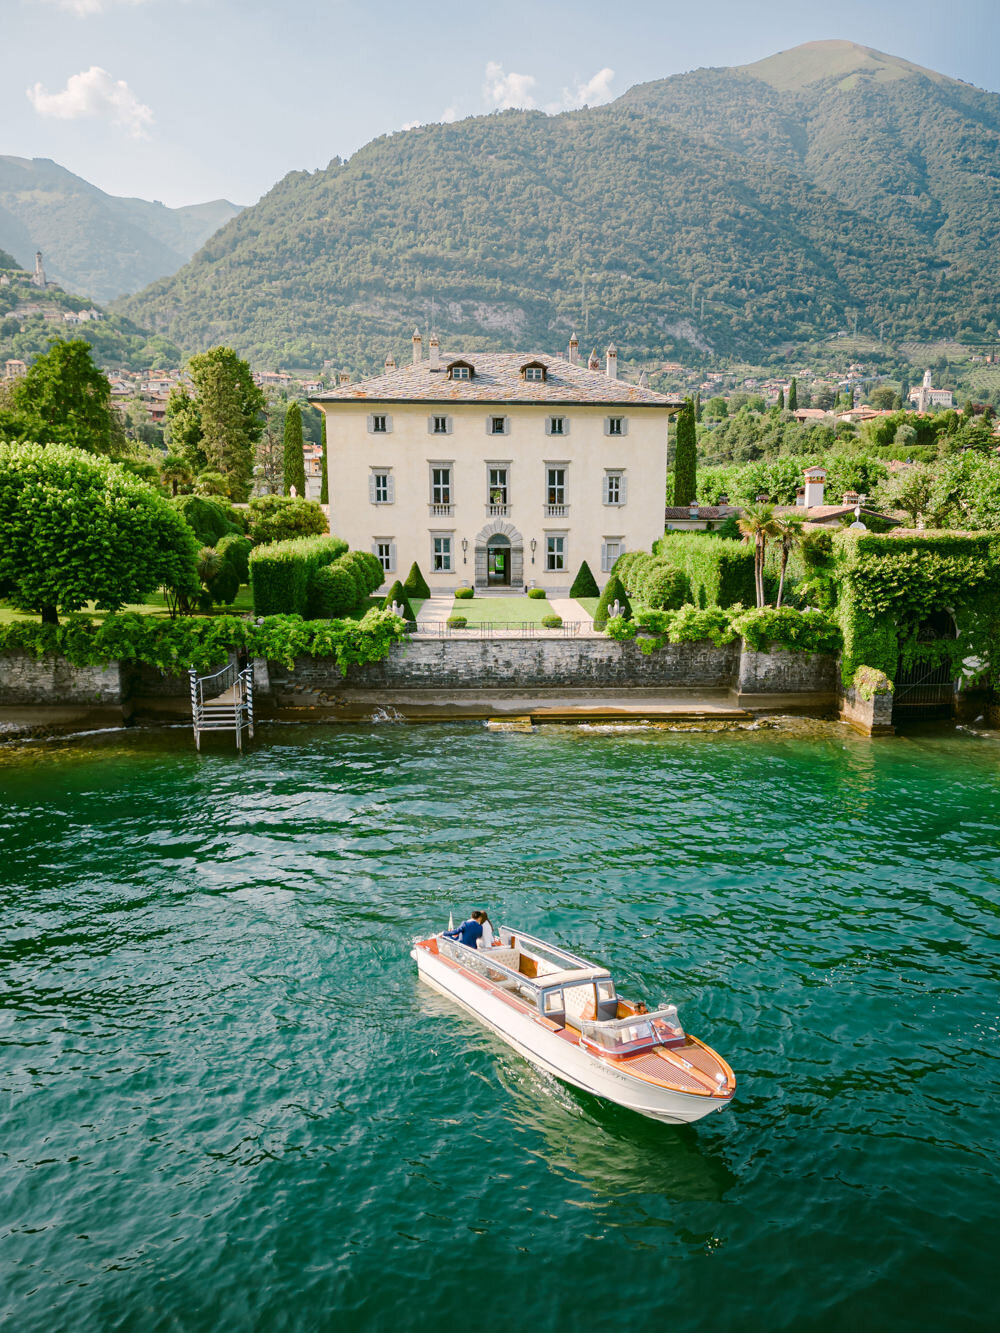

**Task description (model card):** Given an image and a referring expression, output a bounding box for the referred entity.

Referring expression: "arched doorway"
[892,611,958,723]
[474,521,524,589]
[487,534,511,586]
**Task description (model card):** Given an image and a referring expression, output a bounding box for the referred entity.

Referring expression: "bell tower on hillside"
[31,251,46,288]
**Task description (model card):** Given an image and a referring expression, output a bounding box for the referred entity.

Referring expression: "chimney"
[412,327,422,365]
[384,353,396,371]
[339,371,350,386]
[588,348,600,371]
[606,344,618,380]
[803,467,826,509]
[568,332,579,365]
[429,333,440,371]
[795,486,805,507]
[842,490,861,506]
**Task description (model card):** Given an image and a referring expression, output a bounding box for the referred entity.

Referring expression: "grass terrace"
[0,587,256,624]
[448,595,556,624]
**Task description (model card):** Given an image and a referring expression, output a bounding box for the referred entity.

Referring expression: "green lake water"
[1,719,999,1331]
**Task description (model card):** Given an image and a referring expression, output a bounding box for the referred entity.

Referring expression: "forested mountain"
[116,42,1000,372]
[0,157,242,302]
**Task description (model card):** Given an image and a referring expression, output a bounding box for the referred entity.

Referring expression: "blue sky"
[4,0,998,208]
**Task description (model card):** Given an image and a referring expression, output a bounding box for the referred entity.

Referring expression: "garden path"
[547,597,598,636]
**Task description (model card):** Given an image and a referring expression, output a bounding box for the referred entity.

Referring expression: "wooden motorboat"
[411,927,735,1125]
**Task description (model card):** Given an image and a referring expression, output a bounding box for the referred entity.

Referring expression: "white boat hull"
[414,946,729,1125]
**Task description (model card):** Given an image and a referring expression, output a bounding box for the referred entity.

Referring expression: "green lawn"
[449,595,556,623]
[0,586,255,624]
[574,597,600,618]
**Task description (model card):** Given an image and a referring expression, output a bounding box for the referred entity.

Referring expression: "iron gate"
[892,656,956,720]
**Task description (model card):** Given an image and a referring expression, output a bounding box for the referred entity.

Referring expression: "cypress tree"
[672,398,697,506]
[403,561,431,600]
[593,574,632,628]
[787,377,798,411]
[319,413,329,504]
[569,560,599,598]
[694,391,702,422]
[282,401,306,496]
[776,388,785,410]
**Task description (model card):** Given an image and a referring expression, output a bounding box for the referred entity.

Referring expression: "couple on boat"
[445,910,495,950]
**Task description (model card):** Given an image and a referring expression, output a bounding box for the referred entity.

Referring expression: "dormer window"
[447,360,474,381]
[521,361,547,383]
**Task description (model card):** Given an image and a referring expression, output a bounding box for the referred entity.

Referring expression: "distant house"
[909,370,954,410]
[775,466,899,528]
[792,407,832,423]
[4,359,27,379]
[664,503,738,532]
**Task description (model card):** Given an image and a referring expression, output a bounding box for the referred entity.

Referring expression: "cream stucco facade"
[312,346,678,593]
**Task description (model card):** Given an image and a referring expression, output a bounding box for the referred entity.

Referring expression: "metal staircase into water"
[189,658,254,751]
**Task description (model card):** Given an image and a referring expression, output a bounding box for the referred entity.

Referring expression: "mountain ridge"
[0,156,243,303]
[115,41,1000,371]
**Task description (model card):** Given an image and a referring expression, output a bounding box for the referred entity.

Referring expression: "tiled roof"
[663,506,734,519]
[309,352,683,407]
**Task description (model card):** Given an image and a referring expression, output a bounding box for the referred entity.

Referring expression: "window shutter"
[602,474,611,504]
[385,414,393,433]
[368,473,377,503]
[620,473,628,505]
[386,473,395,503]
[389,542,397,573]
[601,541,609,573]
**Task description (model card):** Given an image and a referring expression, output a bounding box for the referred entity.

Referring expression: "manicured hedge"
[455,586,474,600]
[594,574,631,627]
[249,535,348,616]
[382,579,415,621]
[403,562,431,600]
[637,558,690,610]
[310,563,357,617]
[654,533,755,608]
[247,495,327,545]
[569,561,599,598]
[527,588,546,599]
[171,495,244,547]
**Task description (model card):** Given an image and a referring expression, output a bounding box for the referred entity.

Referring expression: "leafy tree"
[247,494,327,544]
[776,388,785,410]
[787,378,798,412]
[672,398,697,505]
[705,396,728,419]
[195,470,230,497]
[0,441,199,623]
[161,453,193,497]
[283,401,306,496]
[5,340,113,453]
[187,347,265,502]
[319,413,329,504]
[164,386,205,471]
[874,465,956,527]
[868,385,897,410]
[569,560,599,598]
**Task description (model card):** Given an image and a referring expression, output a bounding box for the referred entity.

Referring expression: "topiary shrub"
[594,574,632,628]
[247,494,327,545]
[611,550,648,589]
[403,561,431,600]
[339,549,385,606]
[569,560,599,598]
[638,558,690,610]
[382,579,415,621]
[447,614,468,628]
[309,563,357,617]
[614,551,656,599]
[527,587,546,599]
[249,535,348,616]
[455,586,474,599]
[541,614,563,628]
[216,533,251,584]
[203,533,251,605]
[652,532,754,608]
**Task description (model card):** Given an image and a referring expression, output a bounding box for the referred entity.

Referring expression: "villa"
[310,332,682,591]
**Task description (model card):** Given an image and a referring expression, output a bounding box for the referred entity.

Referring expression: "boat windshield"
[577,1005,685,1056]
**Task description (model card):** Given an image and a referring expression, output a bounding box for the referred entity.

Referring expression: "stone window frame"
[368,412,393,434]
[601,537,625,572]
[428,460,454,506]
[431,531,454,572]
[603,469,627,505]
[428,413,453,435]
[544,530,568,573]
[372,538,396,574]
[544,461,569,507]
[486,459,512,505]
[486,414,510,437]
[545,415,570,437]
[369,468,394,505]
[604,415,628,437]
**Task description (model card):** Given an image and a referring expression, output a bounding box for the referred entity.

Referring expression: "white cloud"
[27,66,154,138]
[483,62,536,110]
[552,67,616,112]
[36,0,148,13]
[402,120,422,131]
[441,105,458,124]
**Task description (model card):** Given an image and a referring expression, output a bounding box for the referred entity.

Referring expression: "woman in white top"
[477,910,495,949]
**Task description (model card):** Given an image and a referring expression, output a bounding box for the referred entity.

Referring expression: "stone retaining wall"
[0,653,126,706]
[737,646,837,696]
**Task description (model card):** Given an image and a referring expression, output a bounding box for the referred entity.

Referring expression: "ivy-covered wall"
[828,531,1000,687]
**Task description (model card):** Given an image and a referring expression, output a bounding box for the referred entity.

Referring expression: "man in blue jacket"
[444,912,483,949]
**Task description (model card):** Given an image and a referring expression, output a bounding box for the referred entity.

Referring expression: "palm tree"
[160,453,192,497]
[737,503,779,607]
[772,514,807,607]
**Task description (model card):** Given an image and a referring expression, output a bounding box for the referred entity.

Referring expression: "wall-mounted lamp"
[530,537,537,565]
[461,536,468,565]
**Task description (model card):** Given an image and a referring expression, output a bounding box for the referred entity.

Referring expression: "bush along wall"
[602,603,841,657]
[0,609,408,676]
[249,535,348,617]
[653,533,756,608]
[831,530,1000,689]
